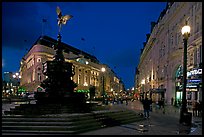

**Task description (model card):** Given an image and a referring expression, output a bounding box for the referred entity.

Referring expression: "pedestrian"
[192,100,199,116]
[125,96,128,105]
[141,97,152,118]
[197,100,202,117]
[161,98,165,108]
[171,97,174,105]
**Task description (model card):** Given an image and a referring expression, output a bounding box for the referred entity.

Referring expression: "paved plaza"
[2,99,202,135]
[80,100,202,135]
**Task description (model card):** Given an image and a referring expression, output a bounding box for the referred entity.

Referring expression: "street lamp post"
[13,72,21,96]
[179,23,191,126]
[101,67,106,104]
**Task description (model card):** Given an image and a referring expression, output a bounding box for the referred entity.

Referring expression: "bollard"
[183,112,192,126]
[179,112,192,134]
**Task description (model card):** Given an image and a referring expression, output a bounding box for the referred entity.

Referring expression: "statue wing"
[56,6,62,18]
[61,15,73,24]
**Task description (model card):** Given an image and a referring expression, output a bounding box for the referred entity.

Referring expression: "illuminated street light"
[101,67,106,72]
[179,23,192,129]
[12,72,21,96]
[101,67,106,104]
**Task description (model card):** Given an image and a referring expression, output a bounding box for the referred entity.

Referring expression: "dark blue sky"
[2,2,167,89]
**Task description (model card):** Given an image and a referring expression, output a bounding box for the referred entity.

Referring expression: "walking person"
[192,100,199,116]
[197,100,202,117]
[125,96,128,105]
[171,97,174,105]
[141,97,152,119]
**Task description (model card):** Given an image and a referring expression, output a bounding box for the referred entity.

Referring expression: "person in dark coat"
[141,97,152,118]
[198,100,202,117]
[192,100,199,116]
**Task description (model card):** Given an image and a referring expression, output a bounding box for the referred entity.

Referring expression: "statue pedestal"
[35,91,86,105]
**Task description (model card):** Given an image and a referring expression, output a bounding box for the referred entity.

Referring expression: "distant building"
[2,72,20,96]
[135,2,202,105]
[3,72,12,83]
[19,35,124,99]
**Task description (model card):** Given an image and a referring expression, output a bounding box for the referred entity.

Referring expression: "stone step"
[91,110,142,127]
[2,130,75,135]
[2,109,144,135]
[2,115,102,135]
[5,109,82,115]
[4,103,89,115]
[2,113,91,118]
[2,125,76,131]
[2,121,73,126]
[2,117,73,122]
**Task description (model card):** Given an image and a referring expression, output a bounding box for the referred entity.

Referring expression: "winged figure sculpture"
[56,6,73,32]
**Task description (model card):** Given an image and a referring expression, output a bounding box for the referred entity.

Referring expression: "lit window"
[37,58,41,63]
[38,73,41,82]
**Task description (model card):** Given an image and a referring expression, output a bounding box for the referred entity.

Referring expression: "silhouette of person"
[141,97,152,118]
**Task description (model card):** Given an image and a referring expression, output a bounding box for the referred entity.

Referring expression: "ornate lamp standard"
[179,23,191,126]
[101,67,106,104]
[12,72,21,96]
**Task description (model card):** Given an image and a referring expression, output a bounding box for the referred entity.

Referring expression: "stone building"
[19,35,124,99]
[135,2,202,105]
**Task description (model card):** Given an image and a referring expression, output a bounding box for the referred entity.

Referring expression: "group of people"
[111,97,128,105]
[192,100,202,117]
[141,97,166,118]
[140,97,202,119]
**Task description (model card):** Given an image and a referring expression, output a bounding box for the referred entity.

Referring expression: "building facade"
[135,2,202,105]
[19,35,124,99]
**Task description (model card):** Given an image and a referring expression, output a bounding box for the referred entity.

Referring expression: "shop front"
[186,68,202,104]
[174,66,202,107]
[174,65,183,107]
[149,88,166,103]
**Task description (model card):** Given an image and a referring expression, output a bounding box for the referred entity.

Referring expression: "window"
[38,73,41,82]
[78,75,81,85]
[195,15,200,33]
[194,48,198,66]
[37,58,41,63]
[32,69,35,81]
[27,58,34,69]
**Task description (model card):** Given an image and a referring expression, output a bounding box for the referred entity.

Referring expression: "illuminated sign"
[76,89,90,93]
[186,85,197,88]
[186,88,197,92]
[18,87,26,92]
[187,79,201,83]
[37,86,44,92]
[187,69,202,77]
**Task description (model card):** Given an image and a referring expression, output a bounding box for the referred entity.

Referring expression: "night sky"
[2,2,167,89]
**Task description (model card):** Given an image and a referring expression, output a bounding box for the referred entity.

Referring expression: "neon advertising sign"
[187,69,202,77]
